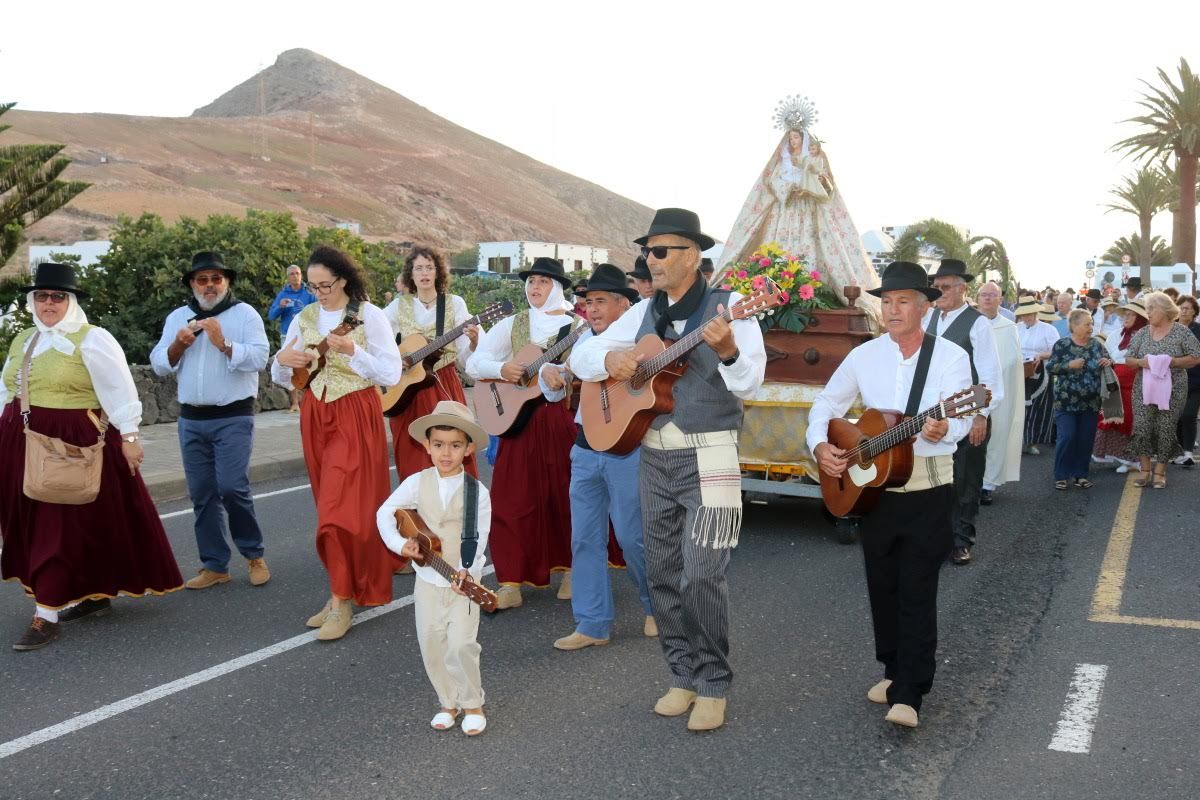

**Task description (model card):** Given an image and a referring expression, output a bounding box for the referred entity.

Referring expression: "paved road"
[1,454,1197,799]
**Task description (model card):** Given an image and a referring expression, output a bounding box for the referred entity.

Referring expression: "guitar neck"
[522,324,585,380]
[421,547,461,583]
[861,404,947,459]
[634,307,733,382]
[408,314,479,365]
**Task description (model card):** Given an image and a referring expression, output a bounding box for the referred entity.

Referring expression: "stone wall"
[130,366,292,426]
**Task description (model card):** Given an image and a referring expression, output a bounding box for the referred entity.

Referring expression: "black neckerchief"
[188,291,242,321]
[653,270,706,339]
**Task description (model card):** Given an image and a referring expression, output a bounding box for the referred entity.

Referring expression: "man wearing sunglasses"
[571,208,766,732]
[150,251,272,592]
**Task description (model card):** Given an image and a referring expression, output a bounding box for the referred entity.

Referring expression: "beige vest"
[296,302,370,403]
[510,310,583,357]
[394,295,461,372]
[2,326,100,409]
[417,468,466,560]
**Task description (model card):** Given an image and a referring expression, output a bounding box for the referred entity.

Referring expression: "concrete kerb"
[143,456,311,504]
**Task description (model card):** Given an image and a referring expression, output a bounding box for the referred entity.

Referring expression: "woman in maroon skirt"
[0,263,183,651]
[466,257,582,609]
[382,245,479,480]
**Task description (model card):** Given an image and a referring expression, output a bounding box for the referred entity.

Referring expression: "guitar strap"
[435,293,446,338]
[551,321,573,351]
[904,334,937,417]
[342,300,362,329]
[461,474,479,568]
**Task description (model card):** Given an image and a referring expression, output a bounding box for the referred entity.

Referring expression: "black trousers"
[952,418,990,548]
[860,485,954,712]
[1177,387,1200,452]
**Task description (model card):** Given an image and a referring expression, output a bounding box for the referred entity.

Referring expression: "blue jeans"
[1054,410,1099,481]
[568,444,652,639]
[178,415,265,572]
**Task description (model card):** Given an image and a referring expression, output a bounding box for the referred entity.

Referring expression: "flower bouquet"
[719,243,839,333]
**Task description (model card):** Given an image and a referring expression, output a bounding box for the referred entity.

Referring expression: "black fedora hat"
[1123,276,1143,288]
[182,251,237,287]
[868,261,942,302]
[699,257,714,275]
[518,256,572,289]
[634,207,716,251]
[930,258,974,282]
[1083,288,1102,300]
[21,262,89,299]
[627,255,651,280]
[581,263,639,303]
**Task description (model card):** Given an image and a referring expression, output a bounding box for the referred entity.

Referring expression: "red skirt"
[1098,363,1135,436]
[490,399,574,586]
[387,363,478,482]
[301,387,405,605]
[0,401,183,609]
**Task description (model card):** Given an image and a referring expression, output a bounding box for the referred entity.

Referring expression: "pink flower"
[798,284,815,300]
[720,284,732,290]
[736,270,748,279]
[808,270,820,281]
[779,290,790,304]
[781,270,793,280]
[752,275,766,289]
[759,257,772,267]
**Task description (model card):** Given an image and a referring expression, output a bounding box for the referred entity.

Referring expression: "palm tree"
[1114,58,1200,289]
[889,218,970,265]
[968,235,1012,298]
[1104,167,1173,282]
[0,102,90,266]
[1102,233,1173,266]
[1158,159,1200,260]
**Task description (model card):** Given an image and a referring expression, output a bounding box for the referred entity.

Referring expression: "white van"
[1089,263,1194,293]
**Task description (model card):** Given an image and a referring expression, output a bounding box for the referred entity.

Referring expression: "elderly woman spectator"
[1093,300,1147,473]
[1016,296,1060,454]
[1124,291,1200,488]
[0,263,183,651]
[1173,295,1200,466]
[1046,309,1111,490]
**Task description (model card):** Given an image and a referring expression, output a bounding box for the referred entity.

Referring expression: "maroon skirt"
[0,400,183,609]
[387,363,478,483]
[489,399,575,587]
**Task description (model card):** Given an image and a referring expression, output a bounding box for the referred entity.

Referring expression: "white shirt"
[806,334,973,458]
[923,303,1004,417]
[568,296,767,400]
[465,311,578,381]
[539,329,592,422]
[1017,320,1061,362]
[376,469,491,588]
[149,303,269,407]
[1105,328,1132,364]
[1,326,143,434]
[1100,312,1124,342]
[383,294,475,370]
[270,303,402,390]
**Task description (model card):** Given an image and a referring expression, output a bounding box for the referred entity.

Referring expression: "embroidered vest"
[395,295,460,372]
[510,310,583,359]
[417,467,466,565]
[3,326,101,409]
[928,306,980,383]
[635,290,744,434]
[296,302,370,403]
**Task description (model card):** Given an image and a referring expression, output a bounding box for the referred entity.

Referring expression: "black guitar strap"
[435,293,446,337]
[551,321,573,352]
[461,474,479,568]
[344,300,361,325]
[905,334,937,417]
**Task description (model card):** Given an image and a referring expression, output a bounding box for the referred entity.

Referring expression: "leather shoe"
[979,489,993,506]
[644,615,658,638]
[316,602,353,641]
[885,703,919,728]
[950,546,972,565]
[60,598,112,623]
[687,697,727,731]
[556,571,572,600]
[13,616,60,651]
[867,678,892,705]
[247,558,270,586]
[495,585,523,610]
[553,631,609,651]
[185,569,231,589]
[306,600,332,628]
[654,688,697,717]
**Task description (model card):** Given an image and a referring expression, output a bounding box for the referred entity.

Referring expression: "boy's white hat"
[408,400,487,445]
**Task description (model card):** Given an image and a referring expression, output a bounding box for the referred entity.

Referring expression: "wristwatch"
[122,433,139,443]
[721,349,741,367]
[220,342,234,357]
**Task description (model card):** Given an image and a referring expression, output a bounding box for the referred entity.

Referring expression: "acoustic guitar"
[818,385,991,518]
[473,320,587,437]
[393,508,497,612]
[291,308,363,391]
[579,285,784,455]
[378,300,513,417]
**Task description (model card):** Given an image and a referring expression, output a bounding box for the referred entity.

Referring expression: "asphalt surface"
[1,453,1197,800]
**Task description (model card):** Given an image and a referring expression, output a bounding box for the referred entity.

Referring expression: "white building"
[28,240,112,271]
[477,241,610,275]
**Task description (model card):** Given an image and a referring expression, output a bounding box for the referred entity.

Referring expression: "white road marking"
[156,466,396,520]
[1048,663,1108,754]
[0,564,493,761]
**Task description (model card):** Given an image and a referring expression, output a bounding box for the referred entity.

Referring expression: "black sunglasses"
[641,245,692,260]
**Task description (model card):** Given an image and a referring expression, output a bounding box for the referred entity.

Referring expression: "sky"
[4,0,1199,290]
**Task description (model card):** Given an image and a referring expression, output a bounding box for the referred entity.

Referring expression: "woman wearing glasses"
[271,246,405,641]
[0,263,183,651]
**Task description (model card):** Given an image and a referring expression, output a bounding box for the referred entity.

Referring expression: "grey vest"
[637,289,744,434]
[928,305,980,383]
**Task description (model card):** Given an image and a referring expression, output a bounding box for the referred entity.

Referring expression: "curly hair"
[402,245,449,295]
[307,245,369,302]
[1177,294,1199,319]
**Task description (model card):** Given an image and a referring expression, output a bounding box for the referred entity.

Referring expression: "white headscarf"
[27,291,90,357]
[526,277,574,344]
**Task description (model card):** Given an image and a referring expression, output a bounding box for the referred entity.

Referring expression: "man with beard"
[150,252,271,590]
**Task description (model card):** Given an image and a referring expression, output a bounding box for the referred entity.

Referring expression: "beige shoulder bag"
[20,332,109,505]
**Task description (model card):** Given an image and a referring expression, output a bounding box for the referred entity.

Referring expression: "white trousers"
[414,578,484,710]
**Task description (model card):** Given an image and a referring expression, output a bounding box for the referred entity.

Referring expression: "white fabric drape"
[983,314,1024,488]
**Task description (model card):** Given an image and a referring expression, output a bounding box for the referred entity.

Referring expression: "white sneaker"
[1115,464,1131,474]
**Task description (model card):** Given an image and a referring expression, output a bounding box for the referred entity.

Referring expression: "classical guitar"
[579,284,784,455]
[473,319,587,437]
[393,508,497,612]
[819,385,991,518]
[379,300,514,417]
[291,306,363,391]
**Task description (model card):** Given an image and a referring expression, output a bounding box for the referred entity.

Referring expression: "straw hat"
[1120,299,1148,320]
[1037,304,1058,323]
[1100,296,1119,310]
[1014,296,1043,317]
[408,400,487,446]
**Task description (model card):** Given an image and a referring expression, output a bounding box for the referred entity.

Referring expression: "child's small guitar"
[393,509,497,612]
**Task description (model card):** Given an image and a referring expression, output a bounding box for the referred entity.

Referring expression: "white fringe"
[692,506,743,550]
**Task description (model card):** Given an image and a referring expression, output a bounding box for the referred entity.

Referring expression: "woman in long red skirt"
[0,263,182,651]
[382,245,479,480]
[466,257,582,610]
[272,246,405,641]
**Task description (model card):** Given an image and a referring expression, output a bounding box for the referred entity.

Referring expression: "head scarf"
[27,291,89,357]
[525,276,574,344]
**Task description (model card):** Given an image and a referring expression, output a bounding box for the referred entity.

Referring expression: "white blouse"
[270,302,403,390]
[0,327,142,434]
[383,294,474,369]
[1018,320,1061,363]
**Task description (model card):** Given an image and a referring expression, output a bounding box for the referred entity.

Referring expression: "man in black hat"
[699,257,715,281]
[1122,276,1145,305]
[1080,288,1104,331]
[808,261,973,728]
[571,208,766,731]
[149,251,272,590]
[540,264,656,652]
[627,256,655,300]
[925,259,1004,566]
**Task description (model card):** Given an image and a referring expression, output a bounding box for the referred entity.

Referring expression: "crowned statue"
[719,96,881,320]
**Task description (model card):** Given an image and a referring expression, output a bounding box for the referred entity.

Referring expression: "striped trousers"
[639,445,733,698]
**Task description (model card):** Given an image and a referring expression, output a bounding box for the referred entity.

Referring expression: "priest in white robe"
[974,282,1024,503]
